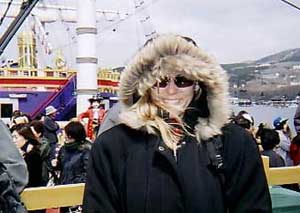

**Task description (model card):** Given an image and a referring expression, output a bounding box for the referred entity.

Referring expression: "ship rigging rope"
[0,0,13,26]
[57,6,76,63]
[97,0,160,34]
[48,0,160,52]
[132,0,156,49]
[280,0,300,11]
[42,0,76,62]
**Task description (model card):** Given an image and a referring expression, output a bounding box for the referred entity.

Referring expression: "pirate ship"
[0,31,121,122]
[0,0,156,123]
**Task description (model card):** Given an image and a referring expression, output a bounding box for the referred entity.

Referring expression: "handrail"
[21,184,85,210]
[30,74,75,119]
[270,167,300,185]
[262,156,300,185]
[21,156,300,210]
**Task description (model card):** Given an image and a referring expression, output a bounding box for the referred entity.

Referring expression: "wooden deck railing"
[20,156,300,210]
[21,184,85,210]
[262,156,300,185]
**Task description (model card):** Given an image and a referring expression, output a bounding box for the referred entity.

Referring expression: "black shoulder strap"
[205,135,225,186]
[206,136,224,170]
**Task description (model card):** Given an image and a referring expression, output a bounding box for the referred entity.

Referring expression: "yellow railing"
[21,184,85,210]
[0,67,77,78]
[20,156,300,210]
[262,156,300,185]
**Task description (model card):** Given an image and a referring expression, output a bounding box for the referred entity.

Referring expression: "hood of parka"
[119,34,231,141]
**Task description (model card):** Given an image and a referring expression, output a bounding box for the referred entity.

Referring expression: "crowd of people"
[232,110,300,169]
[1,34,300,212]
[2,105,96,212]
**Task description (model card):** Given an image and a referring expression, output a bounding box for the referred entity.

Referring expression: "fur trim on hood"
[119,34,231,140]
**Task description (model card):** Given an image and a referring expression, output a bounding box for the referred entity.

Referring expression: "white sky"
[0,0,300,68]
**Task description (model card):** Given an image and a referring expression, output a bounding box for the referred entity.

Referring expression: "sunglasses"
[155,76,195,88]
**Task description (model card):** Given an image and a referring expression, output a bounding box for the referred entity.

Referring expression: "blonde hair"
[119,34,231,141]
[120,89,195,149]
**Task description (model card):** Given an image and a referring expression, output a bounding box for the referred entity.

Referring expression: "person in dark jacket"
[52,121,91,213]
[52,121,91,185]
[30,120,52,186]
[83,34,271,212]
[43,105,60,161]
[11,124,43,188]
[43,106,59,144]
[260,128,285,167]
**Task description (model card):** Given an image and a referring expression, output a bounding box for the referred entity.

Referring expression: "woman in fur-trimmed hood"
[119,34,230,144]
[83,34,271,213]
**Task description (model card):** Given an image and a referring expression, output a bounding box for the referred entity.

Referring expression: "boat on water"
[267,100,298,108]
[238,99,252,107]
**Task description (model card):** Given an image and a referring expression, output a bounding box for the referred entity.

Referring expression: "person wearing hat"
[43,105,60,161]
[83,34,271,212]
[78,95,106,141]
[273,116,293,166]
[234,110,255,137]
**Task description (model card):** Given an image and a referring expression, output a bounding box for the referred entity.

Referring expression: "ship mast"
[76,0,98,114]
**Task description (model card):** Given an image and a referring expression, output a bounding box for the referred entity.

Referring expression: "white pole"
[76,0,98,115]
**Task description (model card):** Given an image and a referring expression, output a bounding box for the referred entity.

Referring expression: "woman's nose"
[165,80,178,94]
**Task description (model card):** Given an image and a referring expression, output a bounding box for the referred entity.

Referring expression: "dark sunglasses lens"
[174,76,194,87]
[157,78,169,88]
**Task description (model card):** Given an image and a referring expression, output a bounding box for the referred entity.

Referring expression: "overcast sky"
[1,0,300,68]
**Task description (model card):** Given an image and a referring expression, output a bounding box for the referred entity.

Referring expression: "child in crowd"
[260,128,285,167]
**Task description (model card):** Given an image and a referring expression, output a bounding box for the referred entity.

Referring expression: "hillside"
[221,48,300,100]
[256,48,300,64]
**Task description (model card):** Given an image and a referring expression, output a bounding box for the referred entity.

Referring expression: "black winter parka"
[55,141,91,185]
[83,123,271,213]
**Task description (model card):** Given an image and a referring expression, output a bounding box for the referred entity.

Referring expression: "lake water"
[231,105,298,135]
